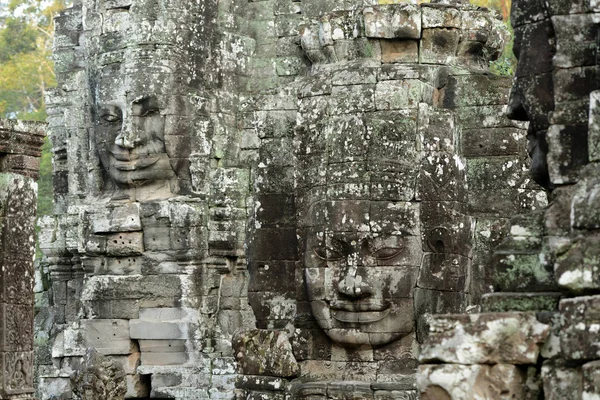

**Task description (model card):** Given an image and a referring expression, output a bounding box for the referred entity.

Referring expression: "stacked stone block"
[37,0,257,398]
[0,119,45,399]
[235,2,540,400]
[37,1,547,400]
[418,1,600,399]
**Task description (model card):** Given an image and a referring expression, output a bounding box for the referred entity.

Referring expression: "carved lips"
[330,300,391,323]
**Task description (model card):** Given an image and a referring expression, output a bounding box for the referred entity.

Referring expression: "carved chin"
[105,154,175,187]
[309,299,413,348]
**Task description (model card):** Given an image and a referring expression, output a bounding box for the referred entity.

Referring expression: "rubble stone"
[419,313,550,365]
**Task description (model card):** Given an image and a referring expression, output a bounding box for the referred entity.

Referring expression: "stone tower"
[36,0,543,399]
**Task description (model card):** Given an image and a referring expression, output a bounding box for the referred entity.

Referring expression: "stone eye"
[100,107,122,123]
[101,113,121,123]
[313,247,343,261]
[140,108,159,117]
[373,247,401,260]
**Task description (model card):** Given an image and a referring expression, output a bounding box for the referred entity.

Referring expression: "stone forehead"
[300,2,508,66]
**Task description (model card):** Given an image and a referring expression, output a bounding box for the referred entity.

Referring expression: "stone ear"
[426,226,451,254]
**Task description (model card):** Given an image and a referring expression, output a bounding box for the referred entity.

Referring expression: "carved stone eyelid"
[312,247,343,261]
[372,247,402,260]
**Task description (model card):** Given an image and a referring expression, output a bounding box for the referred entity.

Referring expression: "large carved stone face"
[296,76,426,348]
[303,199,421,348]
[93,68,176,200]
[506,0,555,190]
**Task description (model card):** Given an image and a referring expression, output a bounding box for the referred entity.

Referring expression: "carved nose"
[337,259,372,299]
[506,86,528,121]
[114,118,141,149]
[114,132,135,149]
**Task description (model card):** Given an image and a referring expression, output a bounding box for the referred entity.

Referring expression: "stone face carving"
[506,0,555,190]
[38,1,545,399]
[303,215,417,348]
[92,68,177,201]
[419,1,600,399]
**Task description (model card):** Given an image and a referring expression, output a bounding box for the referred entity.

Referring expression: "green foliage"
[37,135,53,216]
[0,17,37,62]
[489,19,516,77]
[0,0,67,227]
[490,37,516,76]
[0,0,65,120]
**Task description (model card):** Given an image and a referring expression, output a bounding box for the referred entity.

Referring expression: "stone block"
[482,292,561,313]
[150,371,182,388]
[233,329,299,378]
[419,202,471,256]
[555,234,600,291]
[331,67,378,86]
[375,80,422,110]
[84,299,140,319]
[106,232,144,256]
[417,253,468,292]
[422,5,461,28]
[583,360,600,399]
[418,364,527,400]
[82,319,134,355]
[419,313,550,365]
[236,374,288,392]
[330,84,375,115]
[380,40,418,63]
[113,352,141,375]
[418,105,455,153]
[126,373,150,398]
[414,289,466,342]
[443,74,512,108]
[590,90,600,162]
[374,389,418,400]
[546,124,589,186]
[559,296,600,360]
[420,28,460,65]
[138,307,191,321]
[138,340,186,353]
[461,128,524,157]
[541,361,582,400]
[141,351,188,366]
[417,155,467,202]
[90,203,141,233]
[363,5,421,39]
[572,173,600,230]
[80,275,182,304]
[129,320,186,340]
[491,250,556,292]
[99,257,143,275]
[455,105,518,129]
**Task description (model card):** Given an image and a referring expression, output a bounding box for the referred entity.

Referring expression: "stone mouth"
[112,156,160,170]
[330,300,390,323]
[331,308,391,323]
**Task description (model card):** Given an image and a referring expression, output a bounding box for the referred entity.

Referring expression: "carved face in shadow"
[303,200,420,348]
[93,68,176,200]
[506,0,555,190]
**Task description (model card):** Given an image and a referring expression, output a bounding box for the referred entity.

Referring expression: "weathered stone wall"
[36,0,547,399]
[418,1,600,399]
[0,119,45,399]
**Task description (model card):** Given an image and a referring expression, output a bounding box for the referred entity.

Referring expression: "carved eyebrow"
[132,96,160,116]
[98,105,122,121]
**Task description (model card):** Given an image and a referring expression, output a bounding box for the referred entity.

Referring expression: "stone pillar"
[0,119,45,399]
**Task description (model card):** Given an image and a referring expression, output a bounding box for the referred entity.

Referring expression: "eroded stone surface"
[419,313,550,365]
[70,348,127,400]
[34,1,549,399]
[233,330,299,378]
[0,119,44,400]
[418,363,528,400]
